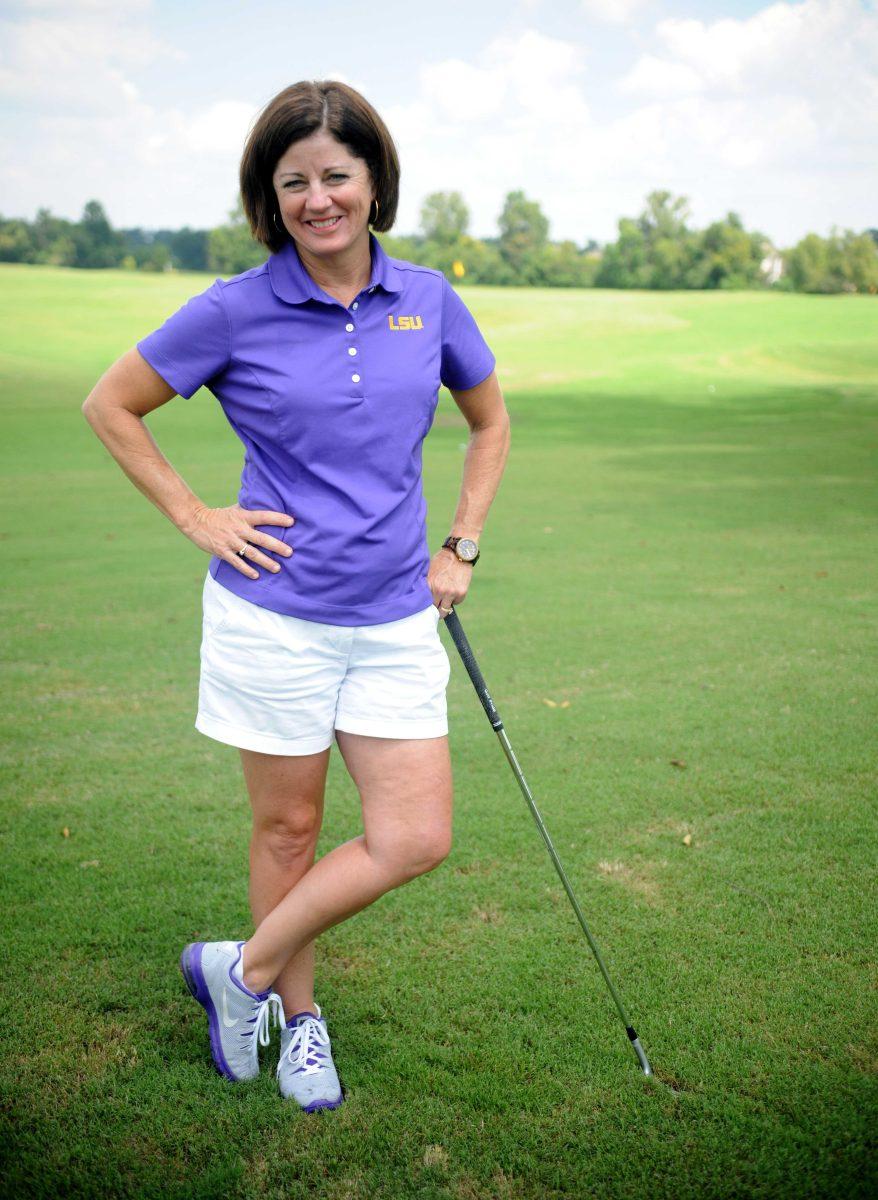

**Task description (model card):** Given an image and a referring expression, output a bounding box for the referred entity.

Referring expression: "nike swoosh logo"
[222,989,239,1028]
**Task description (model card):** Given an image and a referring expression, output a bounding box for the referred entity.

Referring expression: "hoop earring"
[273,210,284,232]
[370,198,380,226]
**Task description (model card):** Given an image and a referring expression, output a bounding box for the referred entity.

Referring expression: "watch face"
[457,538,478,561]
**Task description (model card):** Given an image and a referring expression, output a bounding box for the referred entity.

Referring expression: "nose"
[303,185,334,213]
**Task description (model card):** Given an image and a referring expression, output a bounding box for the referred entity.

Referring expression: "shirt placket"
[346,285,377,399]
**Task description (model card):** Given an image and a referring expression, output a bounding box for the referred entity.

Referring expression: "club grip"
[442,608,503,730]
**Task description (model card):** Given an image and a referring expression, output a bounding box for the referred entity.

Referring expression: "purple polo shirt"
[136,232,496,626]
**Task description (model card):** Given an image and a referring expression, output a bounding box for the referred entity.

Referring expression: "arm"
[82,348,206,536]
[81,348,293,578]
[429,368,511,609]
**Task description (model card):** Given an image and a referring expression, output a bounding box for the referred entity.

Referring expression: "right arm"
[81,348,294,579]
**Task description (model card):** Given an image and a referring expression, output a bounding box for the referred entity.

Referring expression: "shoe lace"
[279,1015,331,1076]
[250,992,285,1049]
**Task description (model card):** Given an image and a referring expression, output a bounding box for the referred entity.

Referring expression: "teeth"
[309,216,340,228]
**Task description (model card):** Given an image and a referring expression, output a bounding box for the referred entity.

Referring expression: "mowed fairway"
[1,263,876,1199]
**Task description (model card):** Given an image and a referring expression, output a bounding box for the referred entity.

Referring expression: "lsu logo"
[388,315,424,331]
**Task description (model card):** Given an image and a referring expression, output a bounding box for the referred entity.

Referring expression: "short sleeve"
[136,278,231,399]
[440,275,496,390]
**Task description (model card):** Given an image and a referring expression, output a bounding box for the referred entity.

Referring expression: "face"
[272,129,375,257]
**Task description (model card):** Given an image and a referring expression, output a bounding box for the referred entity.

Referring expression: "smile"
[306,216,342,229]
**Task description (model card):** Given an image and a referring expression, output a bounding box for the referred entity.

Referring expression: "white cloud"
[385,6,877,247]
[385,30,594,238]
[615,0,878,184]
[0,3,175,114]
[0,1,875,247]
[622,0,878,103]
[418,30,589,125]
[580,0,652,24]
[0,2,250,226]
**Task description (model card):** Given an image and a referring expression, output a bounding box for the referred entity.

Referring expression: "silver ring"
[236,544,249,557]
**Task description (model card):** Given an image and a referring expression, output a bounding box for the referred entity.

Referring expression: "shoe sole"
[302,1096,344,1112]
[179,942,242,1082]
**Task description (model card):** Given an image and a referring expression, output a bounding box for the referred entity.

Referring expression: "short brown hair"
[239,80,401,254]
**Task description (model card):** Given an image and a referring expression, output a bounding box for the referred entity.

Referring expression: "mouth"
[305,215,343,231]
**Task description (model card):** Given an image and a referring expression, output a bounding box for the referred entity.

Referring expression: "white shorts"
[195,571,451,755]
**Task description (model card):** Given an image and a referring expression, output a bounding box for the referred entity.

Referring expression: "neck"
[296,231,373,296]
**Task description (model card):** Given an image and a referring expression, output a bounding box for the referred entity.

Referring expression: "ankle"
[281,996,317,1017]
[237,943,275,996]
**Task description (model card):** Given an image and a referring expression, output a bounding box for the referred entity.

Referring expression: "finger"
[223,546,260,580]
[244,510,295,528]
[239,528,293,558]
[233,540,282,574]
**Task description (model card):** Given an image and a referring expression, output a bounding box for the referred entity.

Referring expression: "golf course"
[1,263,875,1198]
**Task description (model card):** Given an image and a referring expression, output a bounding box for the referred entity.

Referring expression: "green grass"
[1,264,876,1198]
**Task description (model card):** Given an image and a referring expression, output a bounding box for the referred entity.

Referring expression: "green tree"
[0,217,34,262]
[521,240,598,288]
[419,192,469,245]
[167,226,210,271]
[828,230,878,293]
[692,212,767,289]
[781,227,878,294]
[638,190,690,241]
[784,233,828,292]
[72,200,124,268]
[451,235,512,285]
[207,197,267,275]
[595,216,646,287]
[597,191,707,289]
[31,207,76,265]
[497,190,550,281]
[139,241,172,272]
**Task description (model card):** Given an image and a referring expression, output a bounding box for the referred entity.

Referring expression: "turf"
[1,264,876,1198]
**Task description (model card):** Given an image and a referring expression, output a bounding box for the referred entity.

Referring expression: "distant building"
[760,244,784,284]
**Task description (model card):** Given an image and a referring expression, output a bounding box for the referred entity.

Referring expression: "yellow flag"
[452,260,465,278]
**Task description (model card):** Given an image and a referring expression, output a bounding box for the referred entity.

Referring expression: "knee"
[417,834,452,876]
[253,809,321,867]
[389,829,453,881]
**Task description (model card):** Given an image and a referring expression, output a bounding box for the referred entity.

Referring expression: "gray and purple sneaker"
[277,1002,344,1111]
[179,940,283,1081]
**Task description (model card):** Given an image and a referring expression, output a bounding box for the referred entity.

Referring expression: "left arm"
[428,369,511,613]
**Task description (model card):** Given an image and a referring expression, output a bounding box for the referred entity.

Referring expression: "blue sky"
[1,0,875,247]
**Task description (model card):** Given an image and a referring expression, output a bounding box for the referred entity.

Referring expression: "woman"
[82,80,510,1113]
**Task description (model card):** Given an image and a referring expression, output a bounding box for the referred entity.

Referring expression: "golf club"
[441,604,654,1078]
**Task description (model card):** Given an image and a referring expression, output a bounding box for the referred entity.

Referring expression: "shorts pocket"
[202,575,241,641]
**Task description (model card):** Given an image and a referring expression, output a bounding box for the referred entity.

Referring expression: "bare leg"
[239,732,453,995]
[239,746,330,1016]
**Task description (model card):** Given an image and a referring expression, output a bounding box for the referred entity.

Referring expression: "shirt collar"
[268,230,403,305]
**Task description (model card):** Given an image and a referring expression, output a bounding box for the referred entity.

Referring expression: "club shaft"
[495,726,634,1028]
[443,608,652,1076]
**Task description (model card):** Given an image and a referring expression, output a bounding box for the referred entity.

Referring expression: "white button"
[369,287,375,293]
[351,302,358,310]
[345,323,354,332]
[351,373,361,383]
[348,347,357,356]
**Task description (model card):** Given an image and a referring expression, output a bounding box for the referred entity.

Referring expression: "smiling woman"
[239,80,401,259]
[268,130,379,303]
[82,77,510,1116]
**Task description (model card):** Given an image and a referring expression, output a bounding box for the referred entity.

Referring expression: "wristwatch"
[441,535,480,565]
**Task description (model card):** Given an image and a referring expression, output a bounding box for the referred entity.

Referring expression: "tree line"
[2,191,876,294]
